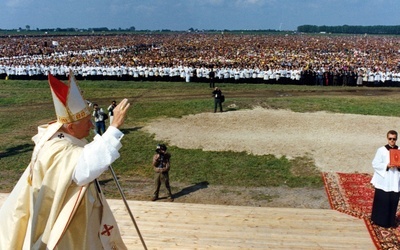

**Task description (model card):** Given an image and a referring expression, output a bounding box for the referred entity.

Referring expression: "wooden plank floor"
[0,193,375,249]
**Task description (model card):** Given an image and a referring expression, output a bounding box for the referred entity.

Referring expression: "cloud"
[188,0,225,6]
[235,0,267,7]
[5,0,34,8]
[206,0,225,4]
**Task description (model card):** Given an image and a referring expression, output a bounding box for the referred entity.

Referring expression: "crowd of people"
[1,32,400,86]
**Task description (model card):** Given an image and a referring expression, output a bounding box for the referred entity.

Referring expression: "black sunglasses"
[388,137,397,141]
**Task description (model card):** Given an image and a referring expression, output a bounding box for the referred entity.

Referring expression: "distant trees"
[90,27,109,32]
[297,25,400,35]
[3,24,400,35]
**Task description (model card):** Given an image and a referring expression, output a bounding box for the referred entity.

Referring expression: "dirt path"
[144,108,400,173]
[136,108,400,208]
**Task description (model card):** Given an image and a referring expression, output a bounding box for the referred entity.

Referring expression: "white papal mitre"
[48,72,91,124]
[28,73,92,181]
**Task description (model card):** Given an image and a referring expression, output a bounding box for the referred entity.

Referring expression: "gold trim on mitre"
[48,72,91,124]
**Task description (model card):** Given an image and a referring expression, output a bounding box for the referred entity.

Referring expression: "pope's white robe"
[0,123,127,250]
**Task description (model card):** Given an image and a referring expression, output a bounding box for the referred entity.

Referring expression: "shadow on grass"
[0,143,33,158]
[98,178,115,186]
[173,181,209,199]
[120,126,143,135]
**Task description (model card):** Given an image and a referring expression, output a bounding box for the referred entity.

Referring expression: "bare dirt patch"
[128,108,400,209]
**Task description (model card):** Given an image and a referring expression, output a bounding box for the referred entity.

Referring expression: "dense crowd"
[1,33,400,86]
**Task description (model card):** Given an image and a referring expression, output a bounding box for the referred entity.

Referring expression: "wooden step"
[0,193,375,249]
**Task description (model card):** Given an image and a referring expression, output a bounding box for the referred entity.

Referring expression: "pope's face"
[72,115,94,139]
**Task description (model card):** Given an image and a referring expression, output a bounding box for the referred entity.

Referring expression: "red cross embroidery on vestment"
[101,224,114,236]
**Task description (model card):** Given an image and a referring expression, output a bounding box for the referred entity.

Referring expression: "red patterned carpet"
[322,172,400,250]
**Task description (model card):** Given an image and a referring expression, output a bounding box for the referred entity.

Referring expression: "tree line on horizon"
[1,25,400,35]
[297,25,400,35]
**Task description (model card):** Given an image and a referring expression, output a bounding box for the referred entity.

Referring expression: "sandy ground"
[144,108,400,174]
[137,108,400,208]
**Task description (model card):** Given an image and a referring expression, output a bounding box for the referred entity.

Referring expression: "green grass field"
[1,79,400,192]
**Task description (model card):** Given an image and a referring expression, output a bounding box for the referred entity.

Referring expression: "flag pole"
[109,165,148,250]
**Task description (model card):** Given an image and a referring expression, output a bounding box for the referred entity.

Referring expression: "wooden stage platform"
[0,193,375,249]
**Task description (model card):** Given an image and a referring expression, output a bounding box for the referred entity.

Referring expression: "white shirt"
[371,145,400,192]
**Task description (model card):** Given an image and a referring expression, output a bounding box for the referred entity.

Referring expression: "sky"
[1,0,399,31]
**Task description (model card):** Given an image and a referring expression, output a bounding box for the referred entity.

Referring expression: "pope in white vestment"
[0,72,130,249]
